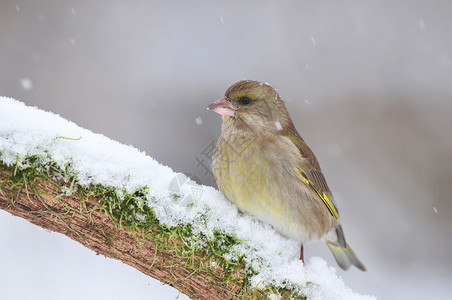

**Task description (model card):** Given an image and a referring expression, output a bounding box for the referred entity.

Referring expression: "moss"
[0,153,305,299]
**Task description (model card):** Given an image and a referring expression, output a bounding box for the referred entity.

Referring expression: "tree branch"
[0,166,260,300]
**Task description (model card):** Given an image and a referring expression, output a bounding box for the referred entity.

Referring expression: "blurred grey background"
[1,1,451,299]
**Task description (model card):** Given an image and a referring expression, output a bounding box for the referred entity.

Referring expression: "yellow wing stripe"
[295,169,339,220]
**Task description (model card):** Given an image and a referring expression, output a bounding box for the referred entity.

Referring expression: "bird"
[207,80,366,271]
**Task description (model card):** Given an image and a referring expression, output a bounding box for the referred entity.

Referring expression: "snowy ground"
[0,97,375,299]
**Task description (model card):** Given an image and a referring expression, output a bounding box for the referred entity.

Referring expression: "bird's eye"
[239,97,251,105]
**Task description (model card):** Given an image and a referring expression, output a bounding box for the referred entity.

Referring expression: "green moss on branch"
[0,153,305,299]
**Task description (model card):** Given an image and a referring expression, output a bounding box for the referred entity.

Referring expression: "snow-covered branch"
[0,97,374,300]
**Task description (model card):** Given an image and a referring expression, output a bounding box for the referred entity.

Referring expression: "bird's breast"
[212,134,333,243]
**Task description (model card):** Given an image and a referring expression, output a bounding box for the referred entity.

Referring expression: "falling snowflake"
[20,78,33,90]
[310,36,316,45]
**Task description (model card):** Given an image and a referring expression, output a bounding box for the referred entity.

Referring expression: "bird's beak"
[207,97,235,117]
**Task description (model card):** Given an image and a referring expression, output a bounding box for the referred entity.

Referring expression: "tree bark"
[0,168,246,300]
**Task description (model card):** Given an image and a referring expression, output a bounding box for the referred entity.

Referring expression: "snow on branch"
[0,97,374,300]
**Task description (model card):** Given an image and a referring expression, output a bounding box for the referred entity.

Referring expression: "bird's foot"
[300,244,304,262]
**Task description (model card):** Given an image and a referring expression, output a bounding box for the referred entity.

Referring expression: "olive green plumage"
[208,80,366,271]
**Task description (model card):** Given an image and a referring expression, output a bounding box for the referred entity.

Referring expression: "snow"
[20,78,33,90]
[418,19,426,30]
[0,97,375,300]
[310,36,316,45]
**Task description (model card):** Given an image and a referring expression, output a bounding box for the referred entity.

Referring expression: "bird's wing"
[287,135,340,220]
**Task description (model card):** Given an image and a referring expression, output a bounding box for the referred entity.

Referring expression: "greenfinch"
[208,80,366,271]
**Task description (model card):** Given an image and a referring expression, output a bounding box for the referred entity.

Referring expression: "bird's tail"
[324,226,366,271]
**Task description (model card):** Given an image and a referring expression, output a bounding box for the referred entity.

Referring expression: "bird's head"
[208,80,293,134]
